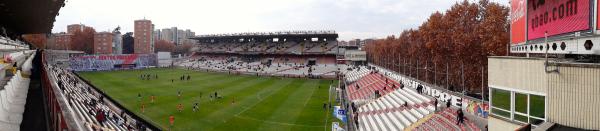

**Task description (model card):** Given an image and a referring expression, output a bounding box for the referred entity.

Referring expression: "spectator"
[457,109,464,125]
[434,98,438,111]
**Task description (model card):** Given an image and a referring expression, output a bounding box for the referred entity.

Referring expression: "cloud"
[52,0,508,41]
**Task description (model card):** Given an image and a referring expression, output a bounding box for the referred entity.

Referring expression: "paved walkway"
[20,79,47,131]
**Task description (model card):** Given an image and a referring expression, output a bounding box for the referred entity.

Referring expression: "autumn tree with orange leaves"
[22,34,47,49]
[365,0,509,96]
[174,41,194,55]
[71,27,96,54]
[155,40,175,53]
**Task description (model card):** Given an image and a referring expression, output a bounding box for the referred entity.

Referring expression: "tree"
[365,0,509,94]
[71,27,96,54]
[174,41,194,55]
[155,40,175,53]
[22,34,47,49]
[122,32,134,54]
[479,2,509,56]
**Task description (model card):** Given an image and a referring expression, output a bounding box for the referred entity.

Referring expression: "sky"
[52,0,508,41]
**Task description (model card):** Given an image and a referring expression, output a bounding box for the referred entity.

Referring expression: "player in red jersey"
[169,115,175,131]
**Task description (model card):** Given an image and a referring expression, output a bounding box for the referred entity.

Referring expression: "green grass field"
[78,68,339,131]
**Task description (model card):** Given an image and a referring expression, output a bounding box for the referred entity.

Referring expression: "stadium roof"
[191,30,338,41]
[0,0,65,35]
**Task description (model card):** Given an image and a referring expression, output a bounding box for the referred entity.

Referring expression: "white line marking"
[234,85,279,116]
[234,115,325,127]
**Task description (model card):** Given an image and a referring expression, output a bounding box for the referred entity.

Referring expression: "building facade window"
[490,87,546,126]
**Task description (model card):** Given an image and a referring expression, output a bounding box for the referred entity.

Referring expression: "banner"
[511,0,527,44]
[462,98,490,118]
[527,0,590,40]
[332,122,345,131]
[332,106,347,123]
[70,54,157,71]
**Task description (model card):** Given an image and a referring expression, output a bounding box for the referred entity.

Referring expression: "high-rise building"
[154,27,196,45]
[151,24,155,52]
[153,29,161,43]
[52,33,73,50]
[171,27,178,44]
[134,19,153,54]
[50,24,93,50]
[177,29,185,45]
[160,28,172,43]
[93,32,114,54]
[67,24,86,34]
[184,29,196,44]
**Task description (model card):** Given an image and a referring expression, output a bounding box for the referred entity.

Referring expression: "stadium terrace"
[3,0,600,131]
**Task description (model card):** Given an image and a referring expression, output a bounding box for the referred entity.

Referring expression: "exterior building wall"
[46,34,56,49]
[488,57,547,94]
[134,19,153,54]
[93,32,113,54]
[177,29,185,45]
[150,24,155,53]
[67,24,84,34]
[171,27,178,44]
[112,33,122,54]
[488,56,600,130]
[344,50,367,61]
[546,63,600,130]
[153,29,161,43]
[156,27,195,45]
[54,33,73,50]
[488,117,521,131]
[160,28,173,43]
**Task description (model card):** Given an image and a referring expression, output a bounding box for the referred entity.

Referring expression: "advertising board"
[527,0,590,40]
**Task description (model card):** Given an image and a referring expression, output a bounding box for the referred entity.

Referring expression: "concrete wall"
[488,57,547,94]
[546,63,600,130]
[488,117,521,131]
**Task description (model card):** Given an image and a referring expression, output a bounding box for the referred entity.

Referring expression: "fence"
[40,50,83,130]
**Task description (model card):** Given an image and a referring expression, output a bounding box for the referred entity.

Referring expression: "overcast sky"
[52,0,508,41]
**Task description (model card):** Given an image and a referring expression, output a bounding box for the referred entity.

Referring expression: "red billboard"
[527,0,590,40]
[511,0,527,44]
[598,0,600,29]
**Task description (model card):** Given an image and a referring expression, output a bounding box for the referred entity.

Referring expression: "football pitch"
[78,68,340,131]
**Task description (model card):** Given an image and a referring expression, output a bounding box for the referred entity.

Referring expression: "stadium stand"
[178,54,340,78]
[414,108,481,131]
[0,50,35,131]
[195,41,339,55]
[346,71,435,131]
[181,31,341,78]
[69,54,157,71]
[346,66,481,131]
[342,65,483,131]
[178,31,341,79]
[343,66,370,82]
[47,65,151,130]
[0,37,30,50]
[355,88,435,131]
